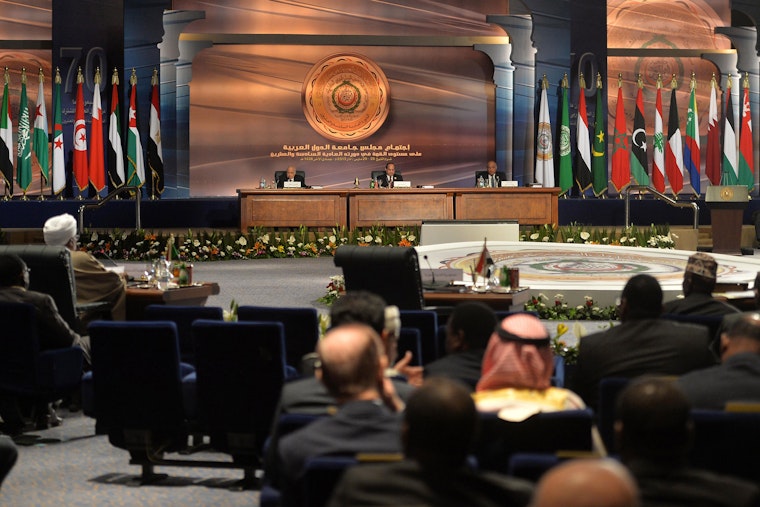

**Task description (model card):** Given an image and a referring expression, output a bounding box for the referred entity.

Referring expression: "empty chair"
[597,377,630,453]
[690,408,760,482]
[143,304,224,365]
[0,302,83,434]
[400,309,439,365]
[237,306,319,372]
[397,328,423,367]
[302,456,359,507]
[192,319,287,487]
[88,320,188,483]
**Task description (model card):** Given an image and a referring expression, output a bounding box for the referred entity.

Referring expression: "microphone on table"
[423,254,438,290]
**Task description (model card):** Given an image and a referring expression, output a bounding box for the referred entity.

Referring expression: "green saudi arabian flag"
[16,72,31,192]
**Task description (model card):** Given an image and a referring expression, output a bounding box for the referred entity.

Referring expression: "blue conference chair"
[143,304,224,365]
[690,408,760,482]
[397,327,423,367]
[400,309,439,365]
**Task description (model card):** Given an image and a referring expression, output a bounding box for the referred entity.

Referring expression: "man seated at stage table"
[616,377,760,507]
[376,162,403,188]
[567,274,717,410]
[475,160,507,188]
[43,213,126,323]
[328,377,534,507]
[677,313,760,410]
[0,254,90,433]
[273,323,404,506]
[276,165,306,188]
[662,252,740,318]
[424,302,497,391]
[472,313,586,421]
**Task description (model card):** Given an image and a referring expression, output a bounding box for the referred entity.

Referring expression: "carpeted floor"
[0,257,342,506]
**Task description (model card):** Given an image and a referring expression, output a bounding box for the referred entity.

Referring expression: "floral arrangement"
[521,222,676,249]
[525,293,618,321]
[551,322,579,364]
[316,275,345,306]
[223,299,239,322]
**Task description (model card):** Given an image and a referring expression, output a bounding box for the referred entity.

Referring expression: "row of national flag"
[0,66,163,199]
[536,71,755,197]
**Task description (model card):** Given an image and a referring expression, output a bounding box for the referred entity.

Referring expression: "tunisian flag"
[73,69,89,192]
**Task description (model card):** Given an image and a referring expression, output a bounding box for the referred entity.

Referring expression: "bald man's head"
[531,459,639,507]
[317,323,385,402]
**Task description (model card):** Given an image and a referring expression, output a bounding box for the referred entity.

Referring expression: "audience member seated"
[530,458,640,507]
[0,254,90,433]
[568,274,716,410]
[717,271,760,345]
[43,213,126,322]
[276,165,306,188]
[328,377,533,507]
[0,435,17,487]
[472,313,585,422]
[425,302,496,391]
[615,377,760,507]
[475,160,507,188]
[662,253,740,317]
[677,313,760,410]
[376,162,402,188]
[273,323,404,506]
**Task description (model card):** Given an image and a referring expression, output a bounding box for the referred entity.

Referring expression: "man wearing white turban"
[43,213,126,322]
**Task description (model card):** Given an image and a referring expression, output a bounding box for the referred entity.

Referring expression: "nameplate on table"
[283,181,302,188]
[393,181,411,188]
[500,180,518,187]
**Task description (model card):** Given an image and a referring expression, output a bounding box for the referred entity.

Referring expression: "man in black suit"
[376,162,403,187]
[677,313,760,410]
[276,165,306,188]
[475,160,507,187]
[616,377,760,507]
[662,252,740,317]
[328,377,533,507]
[567,274,716,409]
[424,302,497,391]
[275,323,403,506]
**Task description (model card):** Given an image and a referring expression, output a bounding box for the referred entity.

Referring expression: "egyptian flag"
[0,72,13,195]
[684,76,700,196]
[738,76,754,190]
[630,82,649,185]
[474,238,493,279]
[148,69,164,197]
[705,75,720,185]
[89,68,106,193]
[73,68,89,192]
[665,80,684,195]
[108,68,125,189]
[575,74,592,193]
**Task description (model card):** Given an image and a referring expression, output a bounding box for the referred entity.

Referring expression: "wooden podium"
[705,185,748,256]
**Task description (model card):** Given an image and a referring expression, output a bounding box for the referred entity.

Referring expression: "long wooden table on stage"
[237,187,559,230]
[423,288,531,312]
[126,282,221,320]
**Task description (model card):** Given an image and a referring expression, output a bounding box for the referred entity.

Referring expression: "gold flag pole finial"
[54,67,61,85]
[743,71,750,89]
[38,68,44,84]
[617,73,622,88]
[579,72,586,89]
[656,73,662,89]
[541,74,548,90]
[710,72,717,89]
[94,67,101,86]
[3,67,8,86]
[151,68,158,87]
[596,72,603,90]
[561,73,568,89]
[76,66,83,85]
[690,72,696,91]
[130,68,137,86]
[111,68,119,86]
[636,73,643,89]
[726,73,732,91]
[670,74,678,90]
[20,67,26,85]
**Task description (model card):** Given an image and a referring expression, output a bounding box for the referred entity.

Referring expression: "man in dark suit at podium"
[475,160,507,188]
[377,162,403,188]
[276,165,306,188]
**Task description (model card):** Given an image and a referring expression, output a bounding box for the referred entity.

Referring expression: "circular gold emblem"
[720,187,734,200]
[302,53,390,141]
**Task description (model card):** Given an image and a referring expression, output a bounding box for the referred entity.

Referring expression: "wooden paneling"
[239,190,348,228]
[348,189,454,228]
[454,188,560,225]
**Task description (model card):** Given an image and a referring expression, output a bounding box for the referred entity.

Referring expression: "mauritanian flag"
[665,76,684,195]
[33,69,49,184]
[558,74,572,195]
[0,70,13,195]
[148,69,164,196]
[16,69,32,193]
[575,73,592,193]
[126,69,145,187]
[591,73,607,196]
[535,75,554,187]
[722,76,738,185]
[630,78,649,185]
[652,77,666,192]
[73,68,89,192]
[108,68,124,189]
[610,77,630,192]
[684,74,701,196]
[738,74,754,190]
[52,68,65,195]
[89,68,105,193]
[705,75,721,185]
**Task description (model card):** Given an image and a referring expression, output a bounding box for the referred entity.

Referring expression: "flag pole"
[37,68,45,200]
[19,68,28,201]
